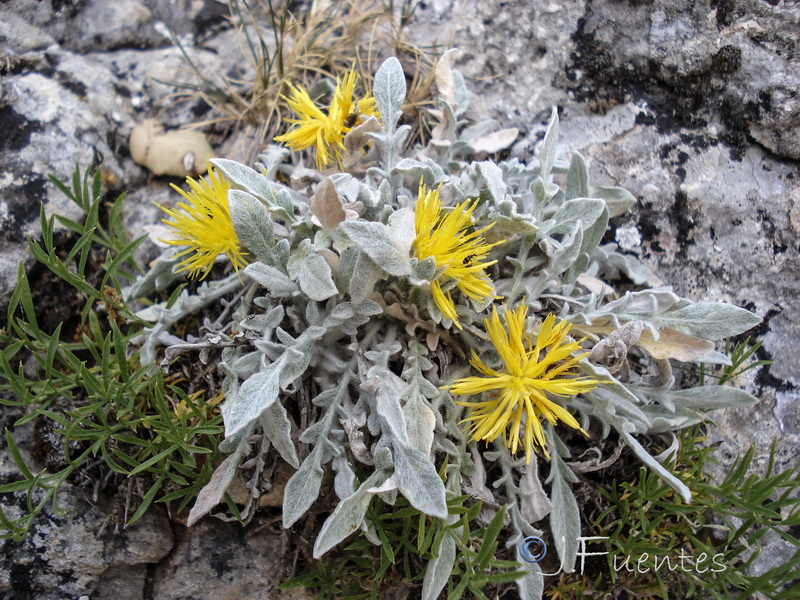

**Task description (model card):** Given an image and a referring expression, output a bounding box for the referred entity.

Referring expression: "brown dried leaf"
[309,179,345,231]
[435,48,460,107]
[637,327,715,361]
[471,128,519,154]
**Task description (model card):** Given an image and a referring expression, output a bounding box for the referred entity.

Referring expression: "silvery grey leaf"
[548,223,583,276]
[231,351,262,378]
[565,204,608,284]
[280,330,325,387]
[635,385,758,410]
[421,532,456,600]
[225,359,282,439]
[461,118,499,142]
[211,158,271,202]
[476,160,507,203]
[539,108,559,181]
[395,157,447,187]
[212,158,293,220]
[546,428,580,573]
[283,445,325,527]
[566,152,589,200]
[245,262,298,297]
[375,378,409,446]
[299,250,339,301]
[515,556,544,600]
[392,443,448,519]
[373,57,406,132]
[313,471,386,557]
[641,408,703,433]
[452,69,469,116]
[259,401,299,468]
[600,289,680,316]
[493,214,540,235]
[541,198,606,238]
[255,145,290,180]
[355,299,383,317]
[595,244,656,285]
[519,456,553,523]
[589,185,637,217]
[342,246,384,304]
[402,388,436,456]
[340,220,411,277]
[620,427,692,503]
[229,190,277,264]
[332,454,357,500]
[656,302,761,341]
[410,256,437,282]
[530,177,547,216]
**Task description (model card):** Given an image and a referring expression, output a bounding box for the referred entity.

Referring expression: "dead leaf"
[343,116,381,154]
[188,445,246,526]
[471,128,519,153]
[637,327,715,361]
[435,48,460,107]
[309,179,346,231]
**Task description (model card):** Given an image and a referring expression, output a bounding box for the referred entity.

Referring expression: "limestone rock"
[149,518,283,600]
[0,482,174,599]
[65,0,165,53]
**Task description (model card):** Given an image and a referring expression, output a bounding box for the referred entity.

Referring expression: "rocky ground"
[0,0,798,598]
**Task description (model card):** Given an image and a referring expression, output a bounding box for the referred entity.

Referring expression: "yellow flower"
[413,182,501,329]
[157,168,248,279]
[449,305,601,463]
[274,69,379,170]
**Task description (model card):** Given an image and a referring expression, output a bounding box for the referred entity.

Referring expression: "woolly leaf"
[539,108,559,181]
[421,531,456,600]
[259,401,299,468]
[636,385,758,410]
[225,359,282,439]
[566,152,589,200]
[229,190,278,264]
[621,427,692,503]
[298,250,339,301]
[245,262,298,297]
[340,209,414,276]
[313,471,386,557]
[657,302,761,341]
[392,443,447,519]
[283,445,325,527]
[374,57,406,132]
[546,429,580,573]
[590,185,636,217]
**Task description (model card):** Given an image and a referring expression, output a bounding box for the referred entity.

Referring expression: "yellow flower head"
[157,168,248,279]
[449,305,601,463]
[274,69,379,170]
[413,182,502,329]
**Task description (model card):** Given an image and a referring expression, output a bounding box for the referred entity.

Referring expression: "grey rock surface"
[0,0,798,595]
[149,518,284,600]
[65,0,164,53]
[0,480,174,599]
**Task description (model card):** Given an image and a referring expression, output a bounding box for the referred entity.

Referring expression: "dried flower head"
[449,305,601,463]
[274,69,379,170]
[413,182,501,329]
[157,168,248,279]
